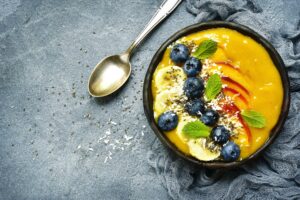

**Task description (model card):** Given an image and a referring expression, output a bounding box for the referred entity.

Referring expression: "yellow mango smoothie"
[152,28,283,161]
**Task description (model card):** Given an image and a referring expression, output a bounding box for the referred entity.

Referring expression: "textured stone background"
[2,0,299,200]
[0,0,194,199]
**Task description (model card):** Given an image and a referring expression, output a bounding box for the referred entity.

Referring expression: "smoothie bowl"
[143,22,290,168]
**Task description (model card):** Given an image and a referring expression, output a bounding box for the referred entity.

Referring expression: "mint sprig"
[241,110,266,128]
[182,121,211,138]
[193,39,217,59]
[205,74,222,101]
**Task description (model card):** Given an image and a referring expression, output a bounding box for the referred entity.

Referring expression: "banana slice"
[154,66,186,92]
[153,89,183,119]
[188,138,220,161]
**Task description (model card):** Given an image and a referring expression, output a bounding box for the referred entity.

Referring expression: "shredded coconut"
[98,119,145,163]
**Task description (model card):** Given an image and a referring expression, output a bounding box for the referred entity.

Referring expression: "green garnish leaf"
[241,110,266,128]
[182,121,211,138]
[205,74,222,101]
[193,39,217,59]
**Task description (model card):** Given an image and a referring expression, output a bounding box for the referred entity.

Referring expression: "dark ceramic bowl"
[143,21,291,169]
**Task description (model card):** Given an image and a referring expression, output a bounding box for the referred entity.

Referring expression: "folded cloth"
[148,0,300,199]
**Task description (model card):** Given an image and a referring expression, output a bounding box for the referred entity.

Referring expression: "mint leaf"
[241,110,266,128]
[193,39,217,59]
[205,74,222,101]
[182,121,211,138]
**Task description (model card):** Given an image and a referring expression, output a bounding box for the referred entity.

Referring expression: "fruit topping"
[154,37,270,162]
[211,125,230,144]
[157,111,179,131]
[183,77,204,98]
[221,141,240,161]
[154,66,186,92]
[221,76,249,95]
[200,109,219,126]
[154,90,182,118]
[188,138,220,161]
[185,99,205,116]
[170,44,189,63]
[183,57,202,77]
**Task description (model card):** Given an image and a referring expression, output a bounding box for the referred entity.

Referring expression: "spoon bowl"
[88,53,131,97]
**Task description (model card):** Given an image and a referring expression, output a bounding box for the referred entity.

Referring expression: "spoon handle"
[126,0,182,56]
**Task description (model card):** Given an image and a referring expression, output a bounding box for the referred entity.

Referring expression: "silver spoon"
[88,0,182,97]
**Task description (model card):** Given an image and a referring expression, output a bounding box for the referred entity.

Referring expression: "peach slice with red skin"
[221,76,249,95]
[213,62,251,100]
[208,60,252,142]
[215,61,241,72]
[221,102,252,143]
[221,76,250,107]
[223,87,248,105]
[213,62,252,143]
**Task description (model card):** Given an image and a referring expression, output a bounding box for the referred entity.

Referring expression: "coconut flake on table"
[124,134,133,141]
[97,119,146,164]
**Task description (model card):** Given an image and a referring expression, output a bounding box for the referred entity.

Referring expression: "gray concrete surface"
[0,0,194,199]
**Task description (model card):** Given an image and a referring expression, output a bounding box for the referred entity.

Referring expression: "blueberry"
[157,111,178,131]
[185,99,205,116]
[211,125,230,144]
[183,57,202,77]
[183,77,204,98]
[221,142,240,161]
[170,44,189,63]
[200,109,219,126]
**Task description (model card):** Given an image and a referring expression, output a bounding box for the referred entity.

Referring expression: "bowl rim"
[143,21,290,169]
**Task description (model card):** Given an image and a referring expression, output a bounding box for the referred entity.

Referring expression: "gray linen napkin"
[148,0,300,199]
